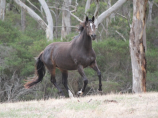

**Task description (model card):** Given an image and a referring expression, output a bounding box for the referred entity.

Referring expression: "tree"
[94,0,127,27]
[0,0,6,21]
[38,0,53,40]
[66,0,127,28]
[14,0,53,40]
[21,0,26,32]
[61,0,71,40]
[84,0,92,20]
[106,0,111,37]
[147,0,153,23]
[129,0,148,93]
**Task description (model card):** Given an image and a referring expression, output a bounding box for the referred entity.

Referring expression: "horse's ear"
[92,16,95,22]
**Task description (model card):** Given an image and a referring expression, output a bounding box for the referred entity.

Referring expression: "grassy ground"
[0,92,158,118]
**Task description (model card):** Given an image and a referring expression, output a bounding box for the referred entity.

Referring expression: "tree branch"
[70,0,78,13]
[94,0,99,18]
[115,30,126,41]
[27,0,41,13]
[53,26,78,28]
[95,0,127,27]
[115,12,127,19]
[14,0,47,30]
[49,6,83,22]
[154,1,158,7]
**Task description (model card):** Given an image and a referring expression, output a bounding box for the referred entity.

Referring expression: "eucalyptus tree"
[129,0,148,93]
[21,0,26,32]
[61,0,71,40]
[0,0,6,21]
[14,0,53,40]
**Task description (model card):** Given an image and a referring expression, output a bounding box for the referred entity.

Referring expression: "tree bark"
[38,0,53,40]
[61,0,71,40]
[0,0,6,21]
[129,0,148,93]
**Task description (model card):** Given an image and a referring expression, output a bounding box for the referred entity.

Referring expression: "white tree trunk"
[129,0,147,93]
[14,0,47,30]
[106,0,111,37]
[94,0,99,18]
[147,0,153,23]
[61,0,71,40]
[21,0,26,32]
[0,0,6,21]
[84,0,91,20]
[14,0,54,40]
[38,0,53,40]
[95,0,127,27]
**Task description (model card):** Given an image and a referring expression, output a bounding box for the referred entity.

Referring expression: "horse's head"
[79,16,96,40]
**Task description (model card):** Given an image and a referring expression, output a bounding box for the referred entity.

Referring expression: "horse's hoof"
[97,90,103,95]
[77,90,83,96]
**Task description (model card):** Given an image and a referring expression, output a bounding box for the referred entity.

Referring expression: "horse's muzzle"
[91,34,96,40]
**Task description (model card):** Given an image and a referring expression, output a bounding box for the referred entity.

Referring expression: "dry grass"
[0,92,158,118]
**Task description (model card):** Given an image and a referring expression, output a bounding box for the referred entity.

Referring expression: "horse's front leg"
[77,65,88,96]
[90,61,102,93]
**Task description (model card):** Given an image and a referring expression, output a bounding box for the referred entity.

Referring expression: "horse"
[24,16,102,98]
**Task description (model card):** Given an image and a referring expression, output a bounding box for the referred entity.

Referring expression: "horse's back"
[42,42,77,70]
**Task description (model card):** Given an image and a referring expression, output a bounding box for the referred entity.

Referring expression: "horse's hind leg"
[49,68,64,96]
[60,69,73,98]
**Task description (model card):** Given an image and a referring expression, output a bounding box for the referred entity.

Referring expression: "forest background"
[0,0,158,102]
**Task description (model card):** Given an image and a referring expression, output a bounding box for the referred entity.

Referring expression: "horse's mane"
[72,19,93,40]
[78,20,93,32]
[78,23,84,32]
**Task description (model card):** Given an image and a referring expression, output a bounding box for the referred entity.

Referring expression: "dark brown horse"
[24,16,102,97]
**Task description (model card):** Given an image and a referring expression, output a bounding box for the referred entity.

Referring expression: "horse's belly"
[55,57,77,70]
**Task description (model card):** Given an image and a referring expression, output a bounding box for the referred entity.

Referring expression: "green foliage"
[62,32,78,42]
[92,39,130,72]
[0,19,48,76]
[28,39,51,56]
[109,17,130,40]
[147,72,158,91]
[0,20,20,43]
[86,2,96,16]
[146,17,158,73]
[5,11,21,27]
[147,17,158,45]
[92,81,121,93]
[146,48,158,72]
[84,39,132,93]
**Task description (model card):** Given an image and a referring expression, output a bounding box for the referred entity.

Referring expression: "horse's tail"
[24,51,45,88]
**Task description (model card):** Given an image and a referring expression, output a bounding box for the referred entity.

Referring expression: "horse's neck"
[77,29,92,51]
